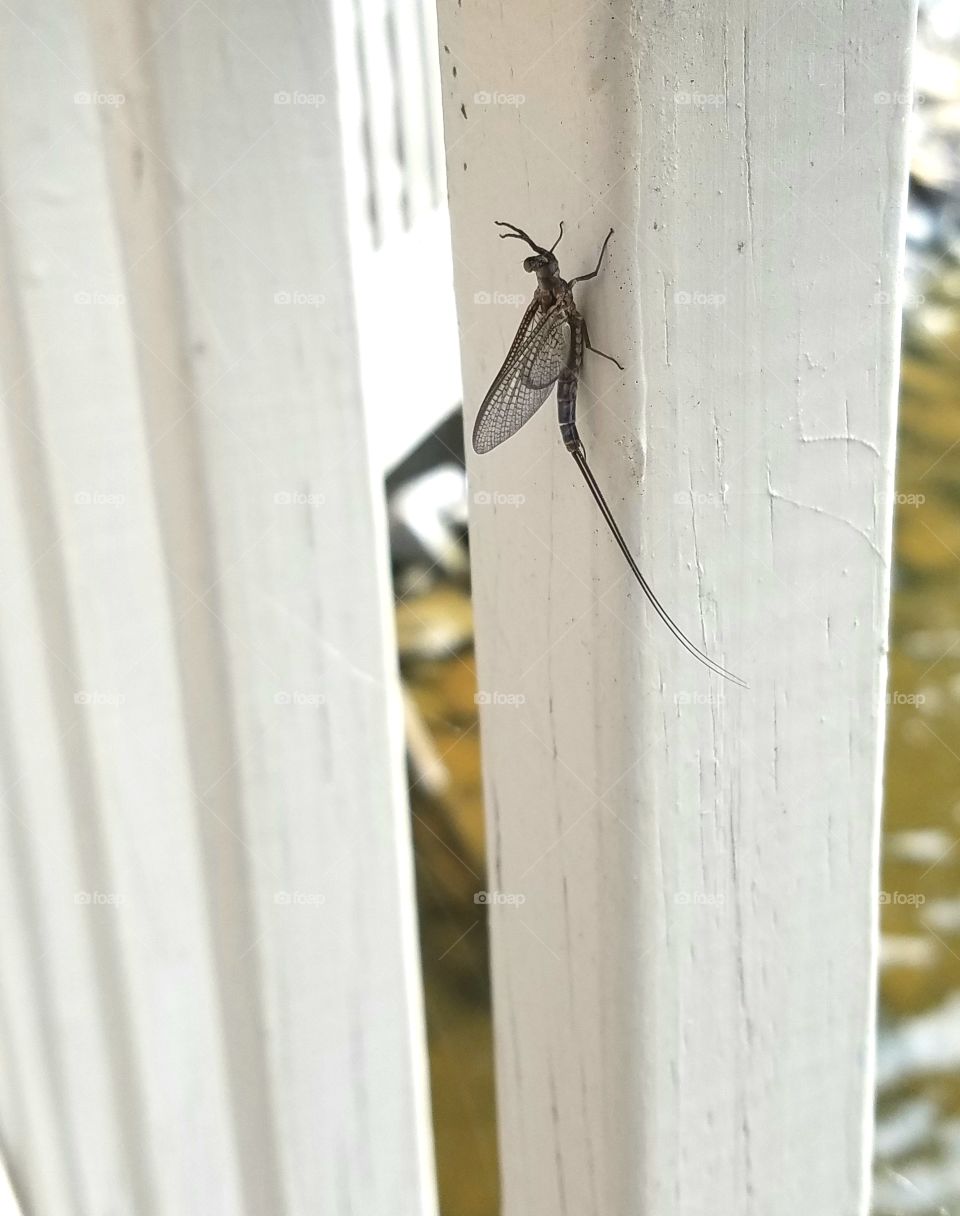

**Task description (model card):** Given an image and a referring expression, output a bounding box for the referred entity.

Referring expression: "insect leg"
[569,228,615,286]
[583,321,624,371]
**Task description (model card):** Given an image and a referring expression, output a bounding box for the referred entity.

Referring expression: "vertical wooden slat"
[418,0,447,210]
[86,3,290,1208]
[0,0,437,1213]
[390,0,434,221]
[437,2,915,1214]
[0,398,132,1212]
[138,1,438,1213]
[0,3,243,1212]
[356,0,407,242]
[0,754,74,1216]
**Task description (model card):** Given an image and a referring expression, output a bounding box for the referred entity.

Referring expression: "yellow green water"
[874,292,960,1215]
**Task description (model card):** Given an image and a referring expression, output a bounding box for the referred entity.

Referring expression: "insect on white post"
[472,220,746,687]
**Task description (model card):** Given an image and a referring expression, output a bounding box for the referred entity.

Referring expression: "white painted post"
[437,3,915,1214]
[0,1,437,1213]
[0,7,242,1211]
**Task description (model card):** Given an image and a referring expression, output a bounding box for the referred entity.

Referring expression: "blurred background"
[389,2,960,1212]
[873,3,960,1212]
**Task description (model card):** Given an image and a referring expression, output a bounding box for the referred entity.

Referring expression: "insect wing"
[472,304,569,454]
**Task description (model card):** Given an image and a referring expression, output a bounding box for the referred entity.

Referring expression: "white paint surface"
[0,0,438,1212]
[437,2,915,1213]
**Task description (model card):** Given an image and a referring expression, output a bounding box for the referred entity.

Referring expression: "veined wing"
[472,303,570,454]
[482,296,541,392]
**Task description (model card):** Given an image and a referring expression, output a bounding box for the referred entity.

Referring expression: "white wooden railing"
[0,0,916,1214]
[0,0,449,1212]
[436,2,917,1214]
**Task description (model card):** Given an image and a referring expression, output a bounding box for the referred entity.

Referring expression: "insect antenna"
[549,221,564,253]
[570,446,747,688]
[495,220,549,254]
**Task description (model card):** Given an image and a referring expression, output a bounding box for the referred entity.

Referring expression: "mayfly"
[472,220,745,687]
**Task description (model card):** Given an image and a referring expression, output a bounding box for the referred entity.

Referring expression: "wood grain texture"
[436,2,916,1213]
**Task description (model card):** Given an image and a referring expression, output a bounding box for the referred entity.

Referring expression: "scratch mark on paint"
[767,479,885,562]
[742,25,756,257]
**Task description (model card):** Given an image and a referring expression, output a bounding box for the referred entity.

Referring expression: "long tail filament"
[570,446,747,688]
